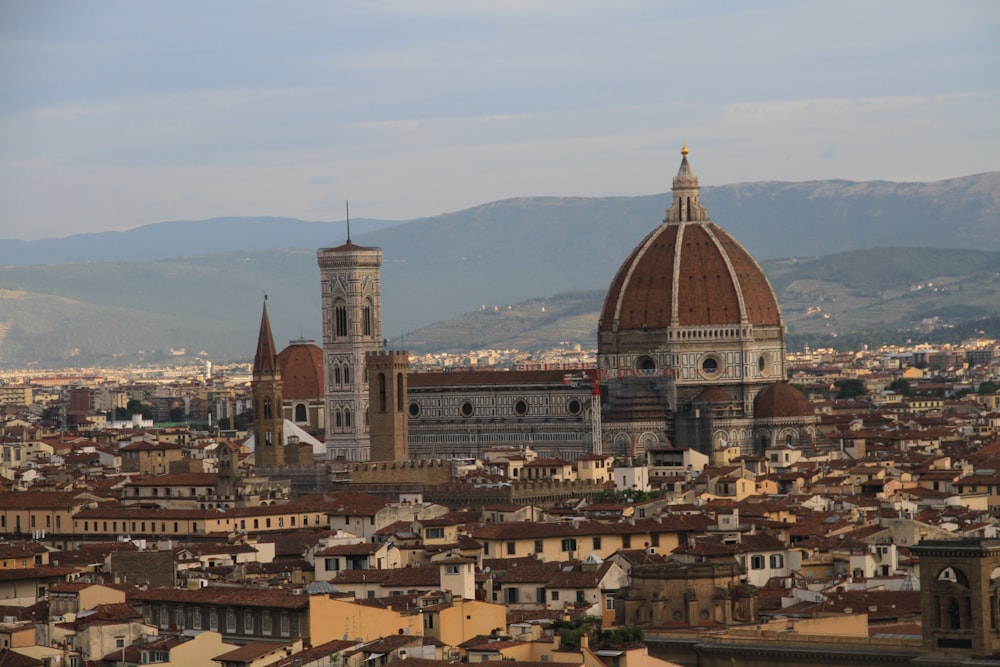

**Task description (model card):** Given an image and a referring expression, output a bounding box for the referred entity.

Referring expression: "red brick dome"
[599,149,782,332]
[277,340,324,399]
[753,382,813,418]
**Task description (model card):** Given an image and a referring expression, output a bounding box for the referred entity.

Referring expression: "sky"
[0,1,998,241]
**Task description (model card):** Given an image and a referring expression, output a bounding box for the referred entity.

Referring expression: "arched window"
[263,399,272,420]
[335,410,342,428]
[396,373,405,412]
[334,366,341,385]
[362,301,372,337]
[334,301,348,337]
[344,408,352,428]
[294,404,307,422]
[343,364,350,385]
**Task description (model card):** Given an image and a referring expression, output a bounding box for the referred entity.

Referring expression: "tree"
[126,399,154,420]
[168,406,187,422]
[835,378,867,399]
[979,380,998,395]
[887,378,912,396]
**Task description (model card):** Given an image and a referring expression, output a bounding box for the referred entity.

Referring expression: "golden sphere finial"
[681,142,689,156]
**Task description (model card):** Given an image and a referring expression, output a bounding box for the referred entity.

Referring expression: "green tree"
[835,378,867,399]
[979,380,998,395]
[887,378,912,396]
[168,406,187,422]
[126,399,154,420]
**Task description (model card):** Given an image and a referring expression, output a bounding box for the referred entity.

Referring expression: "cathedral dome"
[599,148,782,333]
[753,382,813,418]
[277,339,324,399]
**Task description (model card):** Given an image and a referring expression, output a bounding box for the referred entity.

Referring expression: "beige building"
[120,440,184,474]
[469,517,705,562]
[48,582,125,615]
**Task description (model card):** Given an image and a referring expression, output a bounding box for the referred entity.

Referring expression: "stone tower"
[911,538,1000,658]
[367,349,409,462]
[252,299,284,467]
[317,239,383,461]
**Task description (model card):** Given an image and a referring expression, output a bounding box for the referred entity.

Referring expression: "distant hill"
[401,248,1000,353]
[0,216,400,267]
[1,173,998,368]
[2,246,997,369]
[2,173,998,270]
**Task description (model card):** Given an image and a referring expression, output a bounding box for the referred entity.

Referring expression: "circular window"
[567,399,582,415]
[460,401,474,417]
[758,354,767,374]
[513,399,528,417]
[701,356,720,375]
[636,355,656,371]
[408,402,420,418]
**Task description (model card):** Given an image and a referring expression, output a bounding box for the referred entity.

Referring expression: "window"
[606,595,614,610]
[561,538,577,553]
[770,554,784,569]
[506,541,516,555]
[592,537,602,550]
[295,404,307,422]
[244,610,254,634]
[622,535,631,549]
[209,609,218,632]
[362,305,372,337]
[445,564,460,575]
[425,527,444,539]
[226,609,237,634]
[325,558,340,571]
[335,303,348,337]
[551,591,560,601]
[504,588,519,603]
[262,612,272,636]
[534,540,544,553]
[115,638,125,649]
[192,608,202,630]
[750,555,764,570]
[280,612,290,636]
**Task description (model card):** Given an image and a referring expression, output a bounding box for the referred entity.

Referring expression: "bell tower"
[317,234,383,462]
[367,349,409,462]
[911,538,1000,658]
[252,298,284,467]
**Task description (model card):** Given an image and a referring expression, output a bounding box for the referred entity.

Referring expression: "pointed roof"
[673,143,699,190]
[254,299,279,376]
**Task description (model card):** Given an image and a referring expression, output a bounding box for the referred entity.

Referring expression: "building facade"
[317,240,383,461]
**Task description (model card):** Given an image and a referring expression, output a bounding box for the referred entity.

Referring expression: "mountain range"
[1,173,998,369]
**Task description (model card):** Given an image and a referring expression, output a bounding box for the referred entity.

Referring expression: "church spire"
[253,296,279,376]
[665,144,708,223]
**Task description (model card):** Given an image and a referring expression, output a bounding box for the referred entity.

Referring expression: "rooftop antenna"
[346,200,351,243]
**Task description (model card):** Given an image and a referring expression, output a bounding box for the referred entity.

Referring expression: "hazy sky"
[1,1,997,241]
